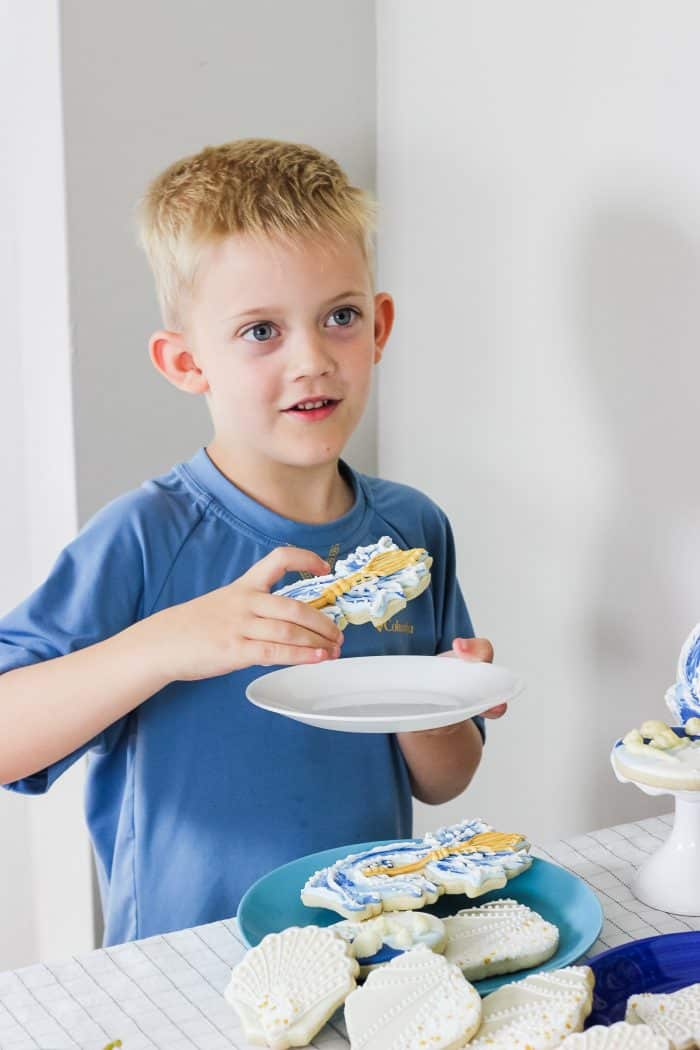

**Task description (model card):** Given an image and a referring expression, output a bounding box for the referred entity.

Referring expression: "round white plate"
[246,655,524,732]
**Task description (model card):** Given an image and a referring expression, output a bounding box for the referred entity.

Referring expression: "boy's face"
[162,231,393,473]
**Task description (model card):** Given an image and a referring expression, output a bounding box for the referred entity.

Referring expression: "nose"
[286,329,336,381]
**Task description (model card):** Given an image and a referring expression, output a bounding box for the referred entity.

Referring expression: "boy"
[0,139,505,946]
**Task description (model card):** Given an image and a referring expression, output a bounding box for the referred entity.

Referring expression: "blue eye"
[242,323,277,342]
[327,307,359,328]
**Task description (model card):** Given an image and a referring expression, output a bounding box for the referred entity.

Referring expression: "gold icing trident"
[362,831,526,878]
[309,548,428,610]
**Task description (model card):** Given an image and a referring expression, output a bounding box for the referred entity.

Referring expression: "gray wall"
[61,0,379,524]
[377,0,700,841]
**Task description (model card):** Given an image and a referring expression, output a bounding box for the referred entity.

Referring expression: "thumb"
[243,546,331,592]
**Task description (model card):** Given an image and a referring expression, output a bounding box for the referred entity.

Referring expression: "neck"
[206,441,354,524]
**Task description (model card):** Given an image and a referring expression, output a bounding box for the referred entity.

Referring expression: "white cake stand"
[612,765,700,915]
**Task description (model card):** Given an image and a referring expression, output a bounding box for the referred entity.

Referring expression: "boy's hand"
[439,636,507,719]
[146,548,343,682]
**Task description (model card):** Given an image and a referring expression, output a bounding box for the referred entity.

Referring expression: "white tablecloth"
[1,812,695,1050]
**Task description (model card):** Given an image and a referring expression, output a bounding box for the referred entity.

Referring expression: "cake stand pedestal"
[614,772,700,915]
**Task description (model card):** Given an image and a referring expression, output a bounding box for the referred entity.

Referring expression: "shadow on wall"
[575,203,700,822]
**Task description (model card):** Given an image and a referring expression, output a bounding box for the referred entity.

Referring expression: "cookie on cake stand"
[611,718,700,915]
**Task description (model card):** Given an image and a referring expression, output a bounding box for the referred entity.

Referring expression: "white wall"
[377,0,700,841]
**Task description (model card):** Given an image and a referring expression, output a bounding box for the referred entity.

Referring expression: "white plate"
[246,655,524,732]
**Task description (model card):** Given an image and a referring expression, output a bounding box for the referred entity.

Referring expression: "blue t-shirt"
[1,449,478,945]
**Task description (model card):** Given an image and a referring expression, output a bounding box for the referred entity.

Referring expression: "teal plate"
[237,841,603,996]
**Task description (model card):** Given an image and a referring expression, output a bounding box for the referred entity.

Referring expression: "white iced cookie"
[225,925,358,1049]
[274,536,432,630]
[611,720,700,791]
[344,944,482,1050]
[301,818,531,920]
[470,966,595,1048]
[443,898,559,980]
[334,911,446,973]
[625,982,700,1049]
[561,1022,671,1048]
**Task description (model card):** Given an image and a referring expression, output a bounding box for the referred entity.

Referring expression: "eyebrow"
[224,290,368,321]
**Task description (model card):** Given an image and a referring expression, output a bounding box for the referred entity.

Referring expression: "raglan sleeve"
[0,493,148,794]
[431,508,486,742]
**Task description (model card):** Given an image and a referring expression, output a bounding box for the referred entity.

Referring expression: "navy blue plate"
[587,931,700,1027]
[238,841,603,996]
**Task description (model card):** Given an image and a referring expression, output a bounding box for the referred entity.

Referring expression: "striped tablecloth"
[1,812,696,1050]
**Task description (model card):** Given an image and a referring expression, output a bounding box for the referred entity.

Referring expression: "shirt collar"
[180,447,370,548]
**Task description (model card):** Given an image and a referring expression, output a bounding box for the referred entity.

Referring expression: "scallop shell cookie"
[225,925,358,1049]
[274,536,433,630]
[344,944,482,1050]
[470,966,595,1048]
[301,818,531,921]
[561,1022,671,1049]
[625,982,700,1050]
[443,898,559,981]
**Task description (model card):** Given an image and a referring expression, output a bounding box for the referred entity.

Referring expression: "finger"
[255,592,344,644]
[454,637,494,663]
[243,639,339,668]
[483,702,508,719]
[244,615,341,654]
[244,547,331,593]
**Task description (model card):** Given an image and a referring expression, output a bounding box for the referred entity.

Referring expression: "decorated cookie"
[225,925,358,1049]
[344,944,482,1050]
[611,720,700,791]
[561,1022,671,1048]
[666,623,700,723]
[301,818,531,920]
[443,898,559,981]
[334,911,446,974]
[470,966,595,1048]
[625,982,700,1049]
[274,535,432,630]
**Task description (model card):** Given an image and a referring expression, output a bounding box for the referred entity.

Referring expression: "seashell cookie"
[334,911,446,974]
[225,925,358,1049]
[561,1022,671,1048]
[470,966,595,1048]
[301,818,531,920]
[344,944,482,1050]
[274,535,432,630]
[443,898,559,980]
[625,982,700,1050]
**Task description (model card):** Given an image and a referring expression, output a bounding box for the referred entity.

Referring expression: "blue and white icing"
[665,623,700,723]
[301,819,531,920]
[275,536,432,629]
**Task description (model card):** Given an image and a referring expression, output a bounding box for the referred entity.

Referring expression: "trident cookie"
[443,898,559,981]
[275,535,432,629]
[301,818,531,920]
[225,925,358,1049]
[344,945,482,1050]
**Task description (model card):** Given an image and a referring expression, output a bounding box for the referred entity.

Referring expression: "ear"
[372,293,395,364]
[149,330,209,394]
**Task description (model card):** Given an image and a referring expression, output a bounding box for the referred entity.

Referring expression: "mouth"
[283,397,341,421]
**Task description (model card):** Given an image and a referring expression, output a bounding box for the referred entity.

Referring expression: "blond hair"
[137,138,377,328]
